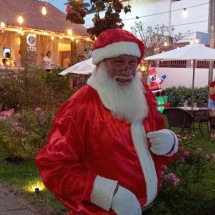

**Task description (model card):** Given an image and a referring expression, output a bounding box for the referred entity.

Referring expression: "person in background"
[208,79,215,108]
[36,28,178,215]
[43,51,55,72]
[63,56,71,68]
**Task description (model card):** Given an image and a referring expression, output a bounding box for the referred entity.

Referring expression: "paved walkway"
[0,183,50,215]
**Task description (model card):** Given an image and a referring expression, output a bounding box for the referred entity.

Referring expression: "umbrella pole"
[191,60,196,111]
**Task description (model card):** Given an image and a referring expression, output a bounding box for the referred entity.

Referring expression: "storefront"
[0,0,91,68]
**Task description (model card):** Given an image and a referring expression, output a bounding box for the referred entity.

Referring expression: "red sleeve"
[35,115,96,211]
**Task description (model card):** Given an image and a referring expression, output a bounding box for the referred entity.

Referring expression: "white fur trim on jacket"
[131,120,158,207]
[92,41,141,64]
[90,176,118,211]
[164,130,178,157]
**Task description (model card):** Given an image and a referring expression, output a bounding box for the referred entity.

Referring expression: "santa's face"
[104,55,138,86]
[92,61,148,123]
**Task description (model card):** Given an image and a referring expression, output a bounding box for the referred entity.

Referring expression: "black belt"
[141,203,153,215]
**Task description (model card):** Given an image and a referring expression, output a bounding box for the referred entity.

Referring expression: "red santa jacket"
[36,83,176,215]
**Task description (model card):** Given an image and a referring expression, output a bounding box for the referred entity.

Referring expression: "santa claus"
[36,28,178,215]
[148,68,166,93]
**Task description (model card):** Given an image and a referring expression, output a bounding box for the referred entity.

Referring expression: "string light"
[1,20,5,29]
[67,29,72,35]
[182,8,188,18]
[41,5,47,16]
[17,15,24,25]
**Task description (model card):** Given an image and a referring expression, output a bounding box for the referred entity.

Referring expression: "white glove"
[147,129,174,155]
[111,186,142,215]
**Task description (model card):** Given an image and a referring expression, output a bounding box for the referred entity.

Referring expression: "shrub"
[0,68,71,111]
[153,135,215,215]
[165,86,208,107]
[0,108,55,161]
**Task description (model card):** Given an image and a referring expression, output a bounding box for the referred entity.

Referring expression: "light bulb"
[42,5,47,16]
[17,16,24,24]
[67,29,72,35]
[182,8,188,18]
[1,21,5,29]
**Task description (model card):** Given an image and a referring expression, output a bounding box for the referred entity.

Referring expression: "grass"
[0,117,214,215]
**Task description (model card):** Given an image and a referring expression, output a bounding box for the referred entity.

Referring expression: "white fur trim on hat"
[92,41,141,65]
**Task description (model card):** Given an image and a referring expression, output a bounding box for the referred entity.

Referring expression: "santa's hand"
[111,186,141,215]
[147,129,174,155]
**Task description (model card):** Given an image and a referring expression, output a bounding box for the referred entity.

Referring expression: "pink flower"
[211,153,215,159]
[15,113,21,119]
[205,154,210,160]
[35,107,42,112]
[173,178,180,187]
[162,165,168,170]
[183,151,190,156]
[197,148,203,153]
[12,122,19,127]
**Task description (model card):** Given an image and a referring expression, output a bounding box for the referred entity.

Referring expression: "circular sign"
[26,34,36,46]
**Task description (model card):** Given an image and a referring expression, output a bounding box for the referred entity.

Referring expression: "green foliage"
[0,67,72,161]
[153,135,215,215]
[0,68,71,110]
[0,108,54,160]
[165,86,208,107]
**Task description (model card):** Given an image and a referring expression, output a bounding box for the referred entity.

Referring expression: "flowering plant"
[153,135,215,215]
[65,0,131,38]
[0,108,54,161]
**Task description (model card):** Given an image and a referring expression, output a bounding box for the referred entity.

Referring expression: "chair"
[163,107,194,135]
[209,116,215,140]
[193,109,210,136]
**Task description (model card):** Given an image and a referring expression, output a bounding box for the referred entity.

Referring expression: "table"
[179,107,210,136]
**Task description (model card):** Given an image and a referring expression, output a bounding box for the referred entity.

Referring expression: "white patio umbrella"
[59,58,95,75]
[144,44,215,108]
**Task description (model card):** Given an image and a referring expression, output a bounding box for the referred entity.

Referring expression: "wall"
[155,67,215,89]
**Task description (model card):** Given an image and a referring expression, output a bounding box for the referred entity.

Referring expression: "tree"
[131,21,191,57]
[65,0,131,38]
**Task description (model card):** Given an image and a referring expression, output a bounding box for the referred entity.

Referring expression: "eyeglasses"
[106,59,138,73]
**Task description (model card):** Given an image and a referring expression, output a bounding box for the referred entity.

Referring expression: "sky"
[50,0,67,13]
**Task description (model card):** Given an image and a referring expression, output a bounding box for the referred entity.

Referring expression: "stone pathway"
[0,183,50,215]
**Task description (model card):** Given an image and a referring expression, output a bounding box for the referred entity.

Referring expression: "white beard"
[88,62,148,123]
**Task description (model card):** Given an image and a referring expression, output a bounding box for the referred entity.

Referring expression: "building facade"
[0,0,91,68]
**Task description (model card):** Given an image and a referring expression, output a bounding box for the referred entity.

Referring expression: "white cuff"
[165,130,178,157]
[90,176,118,211]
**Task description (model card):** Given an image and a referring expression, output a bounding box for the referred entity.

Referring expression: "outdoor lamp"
[35,187,40,193]
[17,15,24,25]
[42,5,47,15]
[182,8,188,18]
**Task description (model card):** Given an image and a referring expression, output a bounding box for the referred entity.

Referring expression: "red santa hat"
[149,68,157,76]
[92,28,144,65]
